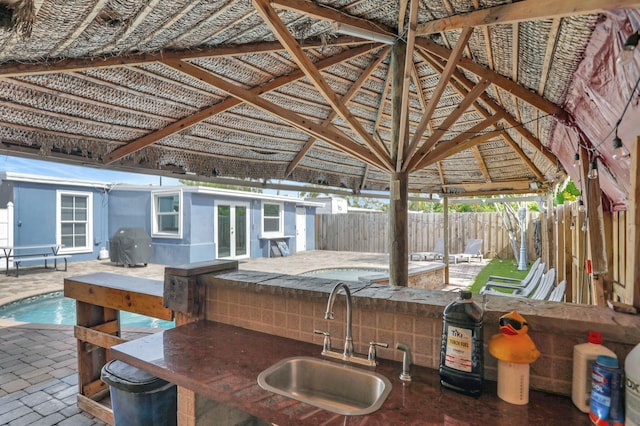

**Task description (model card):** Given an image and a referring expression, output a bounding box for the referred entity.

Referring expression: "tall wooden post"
[388,41,409,286]
[625,136,640,308]
[443,195,450,284]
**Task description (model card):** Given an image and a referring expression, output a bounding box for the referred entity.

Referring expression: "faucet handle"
[313,329,332,353]
[367,341,389,364]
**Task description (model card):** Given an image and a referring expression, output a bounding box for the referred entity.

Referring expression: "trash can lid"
[101,360,171,393]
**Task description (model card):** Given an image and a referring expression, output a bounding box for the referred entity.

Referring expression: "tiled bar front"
[202,270,640,396]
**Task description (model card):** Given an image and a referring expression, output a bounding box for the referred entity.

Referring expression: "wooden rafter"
[420,50,550,181]
[403,27,473,169]
[285,46,391,177]
[395,0,419,171]
[416,0,640,34]
[417,115,504,168]
[441,181,541,192]
[0,37,365,78]
[105,44,379,163]
[423,49,557,167]
[271,0,395,35]
[416,38,561,116]
[161,58,386,169]
[253,0,392,170]
[472,146,492,182]
[537,18,561,96]
[407,78,491,171]
[501,131,546,182]
[436,161,445,187]
[424,130,503,167]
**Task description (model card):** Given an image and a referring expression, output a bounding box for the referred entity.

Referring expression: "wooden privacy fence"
[315,200,636,307]
[315,211,540,261]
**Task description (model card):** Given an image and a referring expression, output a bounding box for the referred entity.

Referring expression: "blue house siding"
[10,181,108,261]
[187,192,216,263]
[1,174,319,267]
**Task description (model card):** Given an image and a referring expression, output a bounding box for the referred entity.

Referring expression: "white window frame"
[261,201,284,238]
[151,190,183,239]
[56,190,93,254]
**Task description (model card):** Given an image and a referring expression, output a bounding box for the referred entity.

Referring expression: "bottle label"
[445,325,472,372]
[627,376,640,425]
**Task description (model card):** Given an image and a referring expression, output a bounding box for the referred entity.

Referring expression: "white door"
[215,202,250,259]
[296,207,307,252]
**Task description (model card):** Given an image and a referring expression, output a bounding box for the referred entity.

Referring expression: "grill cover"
[110,227,152,266]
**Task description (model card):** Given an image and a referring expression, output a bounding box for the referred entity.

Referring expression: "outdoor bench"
[12,254,70,277]
[0,244,68,277]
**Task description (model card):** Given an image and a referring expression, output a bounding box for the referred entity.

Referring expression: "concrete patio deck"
[0,251,486,425]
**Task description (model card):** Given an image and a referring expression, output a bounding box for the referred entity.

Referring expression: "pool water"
[0,292,175,329]
[299,267,388,281]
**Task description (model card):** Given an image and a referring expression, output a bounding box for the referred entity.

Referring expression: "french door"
[215,202,249,259]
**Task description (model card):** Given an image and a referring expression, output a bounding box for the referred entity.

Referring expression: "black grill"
[109,227,152,267]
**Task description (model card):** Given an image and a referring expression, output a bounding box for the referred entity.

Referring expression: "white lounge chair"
[486,258,542,284]
[409,238,444,261]
[480,262,546,297]
[547,280,567,302]
[482,268,556,300]
[451,239,484,263]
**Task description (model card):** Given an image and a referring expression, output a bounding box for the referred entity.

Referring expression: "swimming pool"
[0,291,175,329]
[299,267,388,281]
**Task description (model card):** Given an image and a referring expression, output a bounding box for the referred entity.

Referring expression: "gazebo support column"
[388,40,409,286]
[389,172,409,286]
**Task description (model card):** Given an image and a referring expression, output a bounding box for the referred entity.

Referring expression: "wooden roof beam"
[423,49,558,167]
[420,49,549,181]
[472,146,492,182]
[407,78,491,171]
[416,0,640,34]
[419,125,504,168]
[501,131,546,182]
[161,59,387,170]
[395,0,419,171]
[0,37,365,78]
[271,0,395,36]
[442,180,542,192]
[105,44,379,164]
[403,27,473,169]
[254,0,393,170]
[285,46,391,177]
[416,38,561,116]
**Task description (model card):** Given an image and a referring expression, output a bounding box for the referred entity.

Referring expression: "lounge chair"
[409,238,444,261]
[547,280,567,302]
[529,268,556,300]
[451,239,484,263]
[482,268,556,300]
[486,258,542,284]
[480,262,545,297]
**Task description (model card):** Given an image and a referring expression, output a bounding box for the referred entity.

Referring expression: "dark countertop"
[111,321,590,426]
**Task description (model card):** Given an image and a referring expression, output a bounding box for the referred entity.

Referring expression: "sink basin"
[257,356,392,416]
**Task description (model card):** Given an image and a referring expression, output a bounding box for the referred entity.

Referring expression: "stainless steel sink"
[257,356,392,416]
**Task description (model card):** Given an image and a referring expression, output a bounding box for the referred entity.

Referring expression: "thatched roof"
[0,0,638,205]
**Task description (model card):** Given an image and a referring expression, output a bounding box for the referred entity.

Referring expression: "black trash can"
[101,360,177,426]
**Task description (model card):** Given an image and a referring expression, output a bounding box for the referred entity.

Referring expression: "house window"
[57,191,92,253]
[152,191,182,238]
[262,202,283,237]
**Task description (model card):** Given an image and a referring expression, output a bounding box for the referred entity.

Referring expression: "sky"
[0,155,183,186]
[0,155,305,197]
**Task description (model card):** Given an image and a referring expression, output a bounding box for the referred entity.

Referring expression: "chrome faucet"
[325,282,354,358]
[320,282,385,366]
